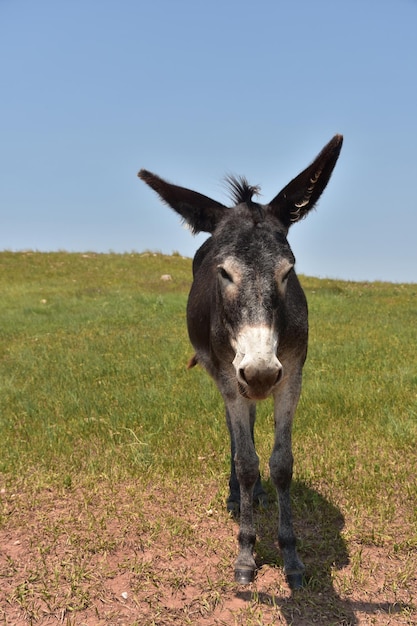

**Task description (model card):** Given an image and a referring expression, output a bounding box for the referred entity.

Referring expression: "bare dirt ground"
[1,479,415,625]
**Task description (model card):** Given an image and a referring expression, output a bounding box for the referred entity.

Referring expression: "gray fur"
[138,134,343,589]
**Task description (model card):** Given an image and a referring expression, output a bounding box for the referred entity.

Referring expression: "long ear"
[138,169,227,234]
[269,134,343,228]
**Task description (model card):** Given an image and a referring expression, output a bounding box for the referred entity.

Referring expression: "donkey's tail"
[187,354,198,369]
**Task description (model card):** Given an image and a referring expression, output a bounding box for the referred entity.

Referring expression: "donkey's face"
[212,209,296,400]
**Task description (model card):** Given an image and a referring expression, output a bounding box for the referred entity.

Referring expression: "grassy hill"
[0,251,416,624]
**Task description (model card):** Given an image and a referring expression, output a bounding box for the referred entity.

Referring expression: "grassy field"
[0,251,416,625]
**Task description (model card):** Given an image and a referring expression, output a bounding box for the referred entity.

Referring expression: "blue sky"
[1,0,417,282]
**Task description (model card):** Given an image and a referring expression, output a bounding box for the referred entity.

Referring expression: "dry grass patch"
[1,476,415,625]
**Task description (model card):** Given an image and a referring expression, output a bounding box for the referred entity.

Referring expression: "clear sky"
[1,0,417,282]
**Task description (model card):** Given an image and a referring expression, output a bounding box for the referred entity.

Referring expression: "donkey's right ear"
[138,169,227,234]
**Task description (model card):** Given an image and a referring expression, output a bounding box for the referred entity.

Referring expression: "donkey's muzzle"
[237,359,283,400]
[232,326,282,400]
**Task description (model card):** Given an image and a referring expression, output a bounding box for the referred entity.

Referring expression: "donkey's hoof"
[235,567,255,585]
[254,491,269,509]
[227,500,240,518]
[286,571,304,590]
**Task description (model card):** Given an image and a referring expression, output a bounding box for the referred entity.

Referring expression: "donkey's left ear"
[138,169,227,234]
[269,134,343,228]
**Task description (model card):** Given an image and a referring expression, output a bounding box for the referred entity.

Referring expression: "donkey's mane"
[225,175,261,205]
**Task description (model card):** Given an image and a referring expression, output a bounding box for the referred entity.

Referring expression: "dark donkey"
[138,134,343,590]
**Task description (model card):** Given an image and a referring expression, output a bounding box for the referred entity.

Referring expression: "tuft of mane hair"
[225,175,261,205]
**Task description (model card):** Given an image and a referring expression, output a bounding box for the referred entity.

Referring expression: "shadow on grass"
[234,480,409,625]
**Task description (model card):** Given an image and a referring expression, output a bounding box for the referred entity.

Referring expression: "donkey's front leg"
[226,405,267,516]
[226,398,259,584]
[269,373,305,590]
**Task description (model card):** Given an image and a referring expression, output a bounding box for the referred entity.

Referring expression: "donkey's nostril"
[275,367,283,385]
[239,367,248,385]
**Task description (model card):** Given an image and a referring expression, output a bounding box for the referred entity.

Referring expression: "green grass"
[0,251,416,624]
[0,251,205,483]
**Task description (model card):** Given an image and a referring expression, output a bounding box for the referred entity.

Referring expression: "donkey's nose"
[238,359,283,399]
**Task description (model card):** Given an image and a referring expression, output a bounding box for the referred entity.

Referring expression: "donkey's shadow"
[235,480,403,625]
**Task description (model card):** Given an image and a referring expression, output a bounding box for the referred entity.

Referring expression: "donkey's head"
[139,135,343,400]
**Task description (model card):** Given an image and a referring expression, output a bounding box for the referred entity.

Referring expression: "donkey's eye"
[218,266,233,284]
[277,264,294,291]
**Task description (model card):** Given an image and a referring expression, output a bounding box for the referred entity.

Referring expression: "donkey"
[138,134,343,590]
